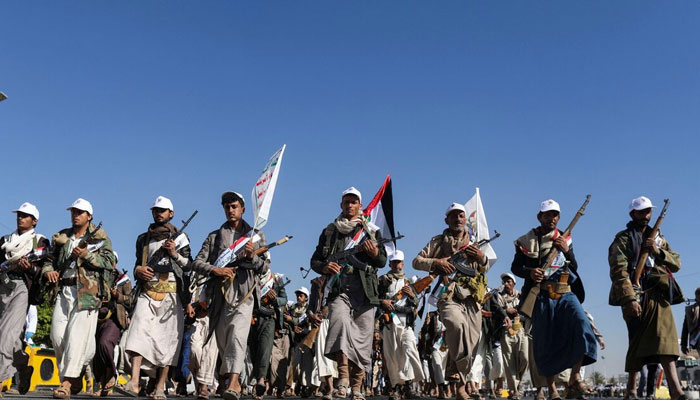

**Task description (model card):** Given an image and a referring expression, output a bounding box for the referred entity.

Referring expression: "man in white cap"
[310,186,387,400]
[43,198,116,399]
[511,199,597,400]
[609,196,685,400]
[191,191,270,400]
[498,272,528,399]
[120,196,192,398]
[379,249,424,399]
[284,286,314,397]
[0,202,49,396]
[413,202,488,400]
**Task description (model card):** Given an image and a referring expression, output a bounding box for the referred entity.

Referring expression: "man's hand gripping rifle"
[146,210,198,273]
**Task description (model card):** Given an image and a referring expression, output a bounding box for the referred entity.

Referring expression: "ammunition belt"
[540,281,570,298]
[60,277,77,287]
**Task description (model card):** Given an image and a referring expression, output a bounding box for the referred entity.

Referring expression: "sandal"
[351,392,366,400]
[53,385,71,399]
[114,381,139,397]
[334,384,349,399]
[198,385,210,399]
[223,389,241,400]
[153,389,167,400]
[566,380,589,400]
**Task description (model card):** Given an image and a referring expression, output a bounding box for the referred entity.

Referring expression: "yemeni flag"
[362,174,397,258]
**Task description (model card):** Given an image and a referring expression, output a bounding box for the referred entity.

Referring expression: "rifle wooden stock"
[632,199,669,288]
[519,195,591,318]
[380,275,435,323]
[301,305,328,349]
[542,195,590,271]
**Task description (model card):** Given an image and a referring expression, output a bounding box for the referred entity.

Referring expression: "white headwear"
[295,287,310,297]
[341,187,362,203]
[445,202,466,216]
[629,196,655,211]
[390,250,404,262]
[539,199,560,213]
[12,202,39,220]
[151,196,174,211]
[67,198,93,215]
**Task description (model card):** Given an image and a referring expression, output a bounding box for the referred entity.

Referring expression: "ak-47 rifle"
[449,231,501,278]
[415,231,502,301]
[260,276,292,305]
[519,195,591,318]
[147,210,198,273]
[320,233,405,307]
[49,222,103,297]
[326,233,405,270]
[223,235,293,288]
[632,199,670,289]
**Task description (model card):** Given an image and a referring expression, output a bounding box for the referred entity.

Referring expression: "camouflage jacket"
[608,225,681,306]
[42,223,117,310]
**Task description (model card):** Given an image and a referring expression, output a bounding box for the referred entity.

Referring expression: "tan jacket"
[413,229,488,301]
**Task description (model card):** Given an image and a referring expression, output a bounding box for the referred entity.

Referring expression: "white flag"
[252,144,286,231]
[464,187,497,266]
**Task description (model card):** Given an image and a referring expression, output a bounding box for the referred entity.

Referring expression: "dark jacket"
[511,228,585,304]
[310,222,387,306]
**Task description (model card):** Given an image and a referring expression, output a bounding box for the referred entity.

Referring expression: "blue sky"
[3,1,700,378]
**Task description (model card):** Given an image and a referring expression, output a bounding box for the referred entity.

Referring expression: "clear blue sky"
[3,1,700,378]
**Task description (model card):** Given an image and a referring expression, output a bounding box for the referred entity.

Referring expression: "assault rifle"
[519,195,591,318]
[61,222,103,272]
[147,210,198,273]
[418,230,501,301]
[50,222,103,298]
[261,276,292,305]
[319,233,405,306]
[325,233,405,271]
[0,246,50,291]
[449,231,501,278]
[632,199,670,289]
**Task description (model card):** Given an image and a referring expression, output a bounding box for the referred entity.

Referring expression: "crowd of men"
[0,189,695,400]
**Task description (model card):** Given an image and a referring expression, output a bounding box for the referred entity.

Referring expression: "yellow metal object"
[656,386,670,399]
[25,345,61,391]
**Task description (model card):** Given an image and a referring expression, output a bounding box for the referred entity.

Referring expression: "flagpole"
[475,187,480,244]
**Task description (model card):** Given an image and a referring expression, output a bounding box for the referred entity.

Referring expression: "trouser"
[438,297,481,384]
[174,326,192,386]
[483,343,504,390]
[51,285,98,379]
[381,321,425,385]
[0,280,29,382]
[311,318,337,387]
[249,315,275,381]
[190,316,219,386]
[502,329,528,392]
[93,318,120,385]
[431,347,448,386]
[291,344,315,387]
[270,333,290,392]
[215,296,254,375]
